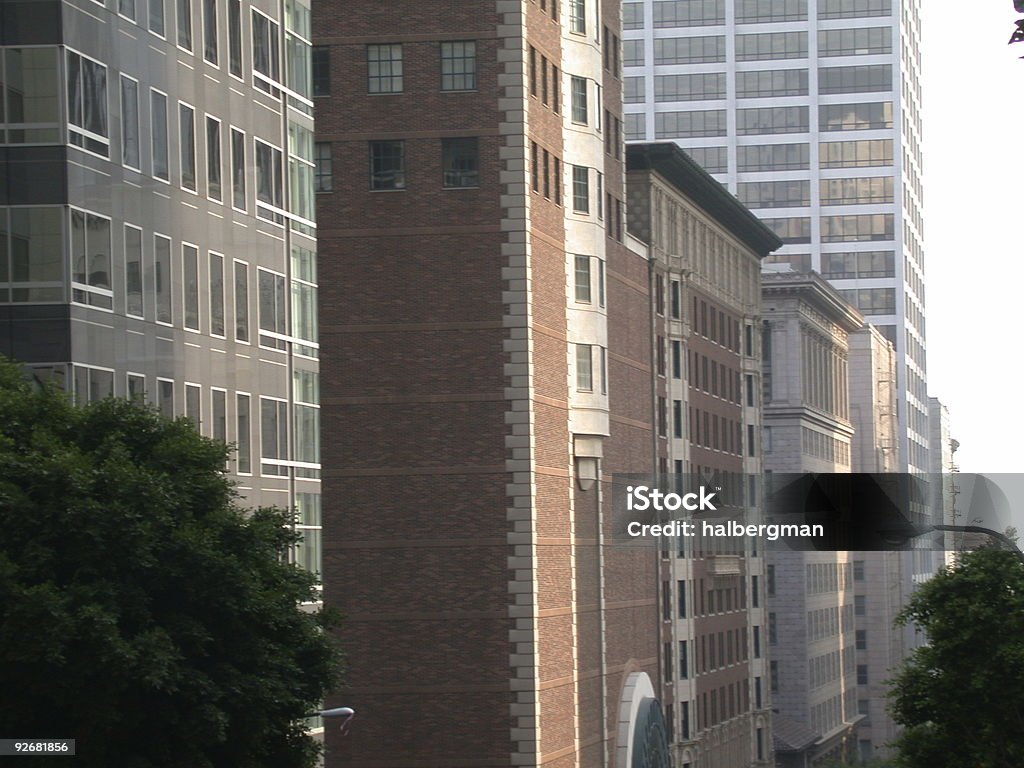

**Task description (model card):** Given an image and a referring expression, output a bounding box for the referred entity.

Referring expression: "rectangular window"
[673,400,683,438]
[820,176,894,205]
[177,0,193,51]
[70,209,112,309]
[260,396,289,472]
[571,76,588,123]
[209,251,225,337]
[819,139,893,168]
[623,39,644,67]
[127,372,145,400]
[736,31,808,60]
[255,139,284,218]
[151,90,169,181]
[182,243,200,331]
[572,166,589,213]
[206,115,222,201]
[853,560,865,580]
[230,127,246,210]
[819,0,891,19]
[763,216,811,244]
[576,344,593,391]
[252,10,281,94]
[311,46,329,95]
[736,68,808,98]
[234,259,249,342]
[857,664,868,685]
[293,369,319,465]
[258,268,288,349]
[203,0,218,64]
[654,109,727,138]
[125,224,144,318]
[736,105,809,136]
[158,378,174,418]
[369,140,404,190]
[654,35,725,64]
[149,0,166,36]
[737,0,806,22]
[672,340,681,378]
[314,142,333,192]
[228,0,242,77]
[737,180,810,208]
[179,102,196,191]
[569,0,586,34]
[819,27,891,56]
[66,51,109,157]
[653,0,725,27]
[236,392,251,473]
[737,143,809,172]
[211,388,227,450]
[821,214,894,243]
[679,640,688,679]
[575,255,592,302]
[855,594,867,615]
[597,259,605,306]
[442,137,479,188]
[185,382,202,429]
[154,234,172,324]
[441,41,476,91]
[367,43,402,93]
[819,65,892,94]
[856,629,867,650]
[820,101,893,131]
[655,72,726,101]
[120,75,140,170]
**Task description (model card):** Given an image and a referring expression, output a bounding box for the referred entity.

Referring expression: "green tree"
[0,358,341,767]
[889,547,1024,768]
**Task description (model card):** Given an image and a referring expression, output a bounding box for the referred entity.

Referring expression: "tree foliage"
[0,358,341,767]
[889,547,1024,768]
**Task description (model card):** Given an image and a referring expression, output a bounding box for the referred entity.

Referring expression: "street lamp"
[881,521,1024,565]
[310,707,355,735]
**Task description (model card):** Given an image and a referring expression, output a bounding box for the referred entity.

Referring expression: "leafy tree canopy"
[889,547,1024,768]
[0,358,341,767]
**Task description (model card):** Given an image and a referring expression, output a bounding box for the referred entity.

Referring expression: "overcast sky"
[920,3,1024,472]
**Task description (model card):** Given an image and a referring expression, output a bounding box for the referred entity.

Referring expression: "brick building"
[314,2,665,766]
[627,142,780,768]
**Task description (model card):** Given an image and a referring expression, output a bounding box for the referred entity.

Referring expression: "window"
[211,388,227,449]
[672,340,681,378]
[753,626,761,658]
[312,46,329,95]
[149,0,166,36]
[821,214,894,243]
[853,559,866,580]
[856,629,867,650]
[230,127,247,209]
[819,27,891,56]
[0,49,60,145]
[314,142,332,192]
[819,0,891,20]
[737,143,809,171]
[571,76,588,123]
[120,75,140,170]
[255,139,284,218]
[576,344,593,391]
[597,259,605,305]
[0,208,63,304]
[234,259,249,342]
[683,146,726,173]
[183,243,200,331]
[203,0,218,64]
[291,246,317,354]
[679,640,688,678]
[673,400,683,438]
[768,612,777,644]
[737,180,810,209]
[736,31,808,60]
[654,73,726,102]
[151,89,169,181]
[763,217,811,244]
[236,392,251,472]
[153,234,172,324]
[572,166,589,213]
[70,209,112,309]
[367,43,402,93]
[369,140,404,190]
[293,369,319,465]
[442,137,479,188]
[575,255,592,303]
[736,0,806,22]
[736,68,807,98]
[737,106,809,135]
[179,102,196,191]
[819,65,892,94]
[258,267,288,349]
[185,383,202,429]
[819,139,893,168]
[654,110,727,138]
[127,373,145,400]
[209,251,225,336]
[252,10,281,94]
[855,594,867,615]
[260,396,289,474]
[623,39,644,66]
[569,0,586,34]
[653,0,724,27]
[752,575,759,607]
[294,492,322,576]
[820,102,893,131]
[441,41,476,91]
[228,0,242,77]
[158,379,174,418]
[770,660,779,692]
[654,35,725,64]
[840,287,896,315]
[66,51,109,157]
[71,365,113,405]
[820,176,893,205]
[177,0,193,51]
[125,224,143,318]
[767,564,776,595]
[624,76,644,104]
[857,664,868,685]
[206,115,222,201]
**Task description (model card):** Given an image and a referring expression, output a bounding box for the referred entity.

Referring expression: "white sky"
[920,3,1024,472]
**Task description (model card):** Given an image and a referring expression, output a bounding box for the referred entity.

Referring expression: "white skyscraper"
[623,0,928,474]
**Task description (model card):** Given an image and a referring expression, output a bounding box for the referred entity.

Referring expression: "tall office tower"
[848,326,905,760]
[761,272,863,767]
[622,0,929,478]
[0,2,320,534]
[927,398,957,565]
[314,3,677,767]
[627,143,780,768]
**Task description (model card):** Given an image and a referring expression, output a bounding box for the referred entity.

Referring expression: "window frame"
[233,257,250,344]
[66,48,111,159]
[178,100,197,193]
[366,42,403,94]
[124,222,145,319]
[202,0,219,67]
[69,206,114,312]
[154,233,173,326]
[230,125,247,211]
[119,73,142,172]
[177,0,194,53]
[368,139,405,191]
[150,87,171,183]
[440,40,477,92]
[181,241,201,332]
[209,250,226,338]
